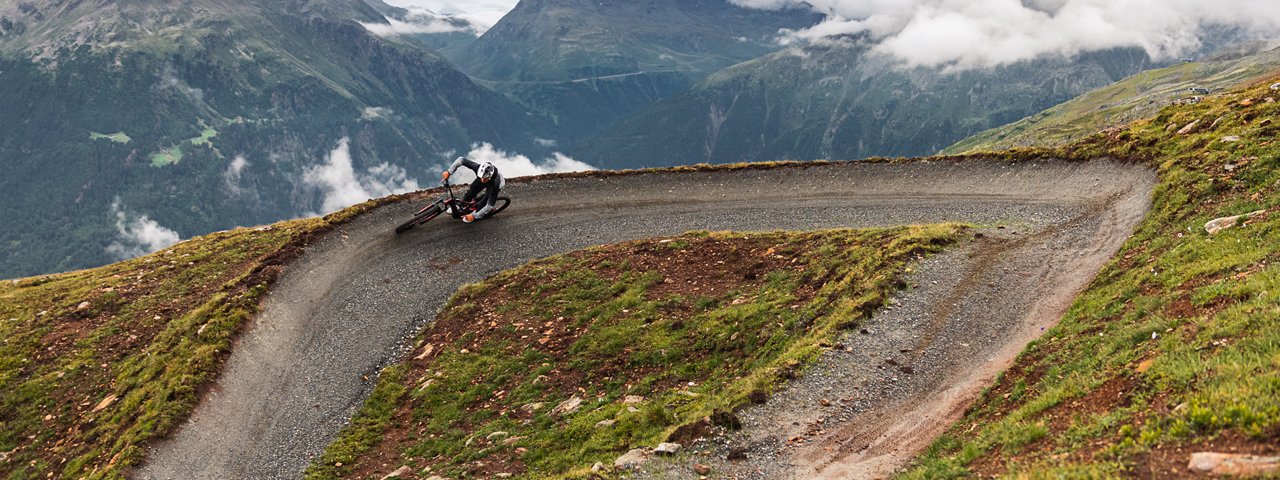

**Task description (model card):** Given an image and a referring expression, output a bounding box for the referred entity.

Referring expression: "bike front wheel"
[395,204,443,234]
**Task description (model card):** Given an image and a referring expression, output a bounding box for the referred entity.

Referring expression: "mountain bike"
[394,181,511,234]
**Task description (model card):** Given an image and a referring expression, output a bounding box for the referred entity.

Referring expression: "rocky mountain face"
[0,0,546,277]
[447,0,822,142]
[570,40,1158,169]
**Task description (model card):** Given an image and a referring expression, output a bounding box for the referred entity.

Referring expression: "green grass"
[308,226,966,479]
[89,132,132,144]
[189,128,218,146]
[903,75,1280,477]
[148,146,184,167]
[946,49,1280,154]
[0,197,395,479]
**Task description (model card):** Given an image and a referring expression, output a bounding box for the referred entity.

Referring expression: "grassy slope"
[0,199,386,480]
[904,77,1280,477]
[945,48,1280,155]
[307,226,966,479]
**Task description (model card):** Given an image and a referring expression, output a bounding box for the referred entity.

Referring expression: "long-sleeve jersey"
[448,157,504,219]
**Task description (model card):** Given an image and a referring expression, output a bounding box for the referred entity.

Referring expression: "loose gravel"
[136,159,1154,479]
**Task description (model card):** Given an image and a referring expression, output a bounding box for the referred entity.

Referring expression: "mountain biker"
[441,156,504,223]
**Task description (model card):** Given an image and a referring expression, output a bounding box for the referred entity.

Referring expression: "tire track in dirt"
[136,159,1154,479]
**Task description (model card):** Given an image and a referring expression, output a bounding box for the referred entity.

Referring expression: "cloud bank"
[379,0,516,34]
[361,14,470,37]
[106,199,182,261]
[456,143,595,180]
[730,0,1280,69]
[304,138,421,213]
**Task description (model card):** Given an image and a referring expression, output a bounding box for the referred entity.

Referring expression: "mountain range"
[1,0,1273,277]
[0,0,544,277]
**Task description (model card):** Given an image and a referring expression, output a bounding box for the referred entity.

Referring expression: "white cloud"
[106,199,182,261]
[458,142,595,179]
[381,0,517,34]
[533,137,558,148]
[730,0,1280,69]
[360,15,469,37]
[303,138,421,213]
[223,155,250,197]
[361,106,394,120]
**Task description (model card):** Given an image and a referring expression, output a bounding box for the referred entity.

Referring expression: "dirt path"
[135,159,1154,479]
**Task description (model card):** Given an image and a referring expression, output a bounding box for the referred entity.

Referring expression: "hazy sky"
[381,0,519,33]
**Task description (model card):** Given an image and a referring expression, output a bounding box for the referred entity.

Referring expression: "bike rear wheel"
[395,204,443,234]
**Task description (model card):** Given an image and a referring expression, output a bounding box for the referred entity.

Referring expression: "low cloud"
[106,199,182,261]
[458,143,595,179]
[361,107,394,120]
[223,155,250,197]
[304,138,421,213]
[360,14,470,37]
[730,0,1280,69]
[380,0,516,34]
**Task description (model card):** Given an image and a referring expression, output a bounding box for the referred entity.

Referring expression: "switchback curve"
[137,158,1155,479]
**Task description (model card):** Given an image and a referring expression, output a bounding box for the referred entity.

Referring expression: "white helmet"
[477,161,497,181]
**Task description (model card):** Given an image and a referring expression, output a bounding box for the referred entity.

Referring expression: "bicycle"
[394,180,511,234]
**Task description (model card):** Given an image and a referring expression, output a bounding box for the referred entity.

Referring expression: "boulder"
[551,396,582,416]
[655,442,682,455]
[1177,119,1201,135]
[614,448,649,469]
[1188,452,1280,476]
[380,466,412,479]
[622,395,646,405]
[1205,210,1266,234]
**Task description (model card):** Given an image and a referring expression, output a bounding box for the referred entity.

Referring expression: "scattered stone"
[747,390,768,404]
[551,396,582,416]
[622,395,646,405]
[654,442,682,455]
[426,476,447,480]
[502,436,525,445]
[1238,99,1255,107]
[515,447,528,455]
[1209,115,1227,130]
[627,406,641,413]
[676,390,700,398]
[414,344,435,360]
[486,431,509,441]
[591,462,606,473]
[1221,135,1241,143]
[77,301,91,311]
[380,466,412,479]
[92,394,118,413]
[595,419,616,428]
[1177,119,1201,135]
[1272,82,1280,91]
[520,402,544,413]
[495,474,512,479]
[727,446,748,460]
[614,448,649,469]
[820,398,831,407]
[1205,210,1266,234]
[899,365,915,374]
[1188,452,1280,476]
[694,463,712,475]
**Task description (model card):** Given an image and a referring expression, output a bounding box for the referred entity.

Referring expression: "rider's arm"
[449,157,480,175]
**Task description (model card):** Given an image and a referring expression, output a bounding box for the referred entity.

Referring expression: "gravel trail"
[136,159,1154,479]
